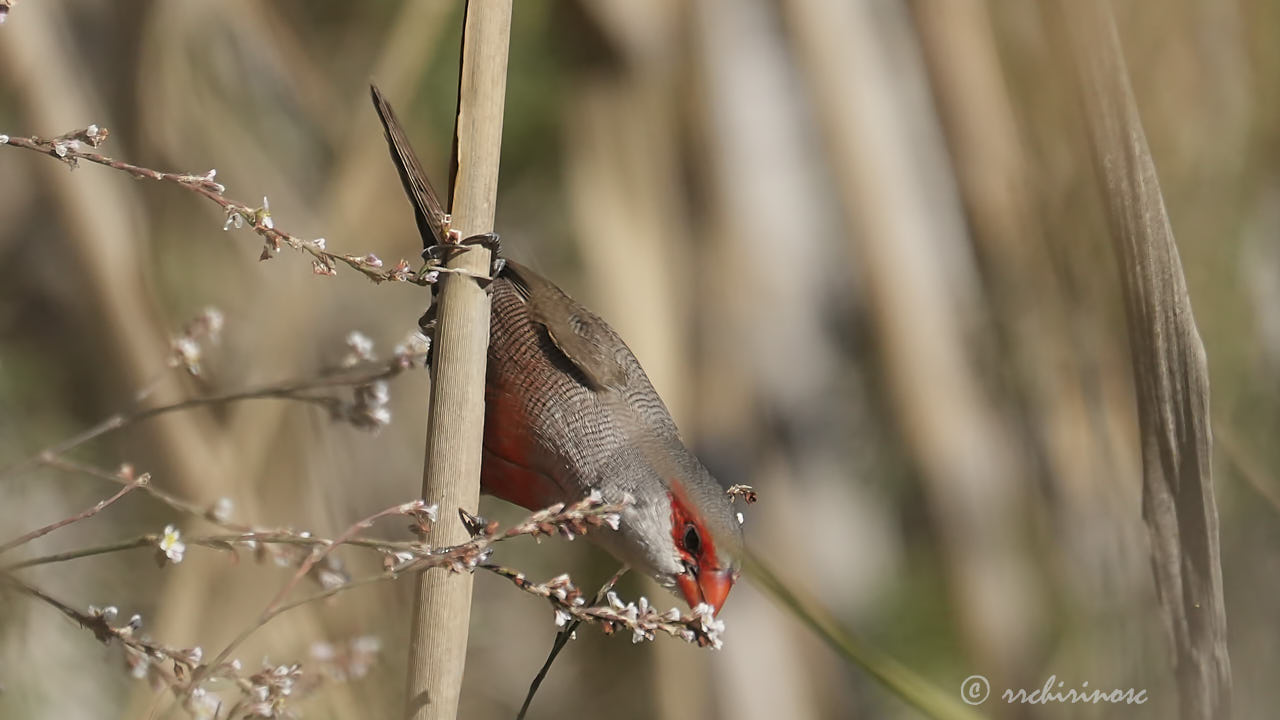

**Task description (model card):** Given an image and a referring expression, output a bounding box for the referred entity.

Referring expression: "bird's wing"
[503,261,630,392]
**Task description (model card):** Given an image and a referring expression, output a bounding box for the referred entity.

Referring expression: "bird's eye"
[682,523,702,557]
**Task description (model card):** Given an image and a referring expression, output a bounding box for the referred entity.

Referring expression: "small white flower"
[350,379,393,430]
[159,525,185,564]
[200,307,224,338]
[129,654,150,679]
[394,331,431,364]
[318,568,346,590]
[186,687,219,720]
[313,237,327,250]
[736,512,745,526]
[310,642,336,661]
[368,380,389,405]
[691,603,726,637]
[345,331,374,363]
[353,635,381,654]
[554,609,572,628]
[172,336,201,373]
[603,513,621,531]
[367,406,392,427]
[260,196,274,229]
[211,497,234,523]
[54,143,68,157]
[0,135,9,144]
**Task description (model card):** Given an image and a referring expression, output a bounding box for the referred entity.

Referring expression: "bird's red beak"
[676,567,735,616]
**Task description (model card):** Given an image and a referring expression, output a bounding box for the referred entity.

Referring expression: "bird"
[371,84,743,615]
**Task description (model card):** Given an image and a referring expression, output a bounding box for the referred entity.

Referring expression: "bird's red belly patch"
[482,384,565,511]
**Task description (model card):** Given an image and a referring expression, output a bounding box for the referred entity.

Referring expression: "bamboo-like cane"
[403,3,512,719]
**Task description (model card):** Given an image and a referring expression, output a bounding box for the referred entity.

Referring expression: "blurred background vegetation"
[0,0,1276,718]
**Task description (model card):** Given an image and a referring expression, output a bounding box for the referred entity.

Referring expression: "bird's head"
[597,449,744,616]
[665,481,742,614]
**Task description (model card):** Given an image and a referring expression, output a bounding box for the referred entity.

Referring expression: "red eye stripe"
[668,487,717,567]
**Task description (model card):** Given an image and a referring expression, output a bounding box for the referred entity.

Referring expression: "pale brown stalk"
[404,2,512,719]
[1049,0,1232,717]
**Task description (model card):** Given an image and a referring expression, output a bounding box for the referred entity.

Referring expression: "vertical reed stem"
[404,3,512,718]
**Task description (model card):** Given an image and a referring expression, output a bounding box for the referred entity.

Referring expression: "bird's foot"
[421,232,504,284]
[414,231,503,363]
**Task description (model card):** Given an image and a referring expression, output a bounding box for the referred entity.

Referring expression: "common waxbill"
[371,85,743,615]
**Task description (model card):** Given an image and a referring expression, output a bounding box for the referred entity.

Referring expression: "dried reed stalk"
[404,2,511,719]
[1052,1,1231,717]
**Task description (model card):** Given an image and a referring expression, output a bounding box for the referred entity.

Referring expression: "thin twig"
[262,503,417,615]
[516,566,628,720]
[0,353,423,482]
[2,493,720,720]
[0,536,157,571]
[0,529,410,573]
[0,477,147,555]
[0,130,425,285]
[37,457,232,530]
[189,494,623,701]
[481,564,725,648]
[745,549,983,720]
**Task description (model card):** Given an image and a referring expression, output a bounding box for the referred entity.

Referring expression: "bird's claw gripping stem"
[416,232,504,361]
[422,232,504,281]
